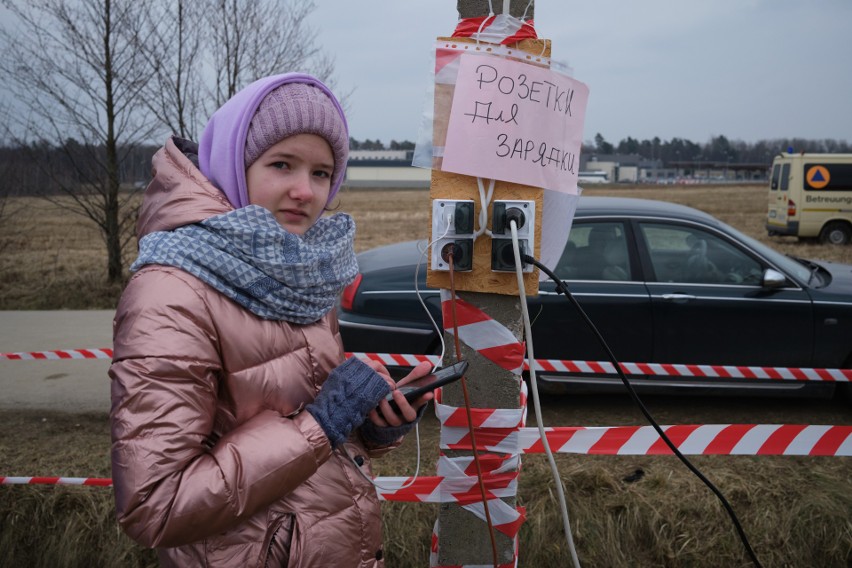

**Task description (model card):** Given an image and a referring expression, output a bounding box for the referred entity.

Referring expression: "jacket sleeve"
[109,267,332,548]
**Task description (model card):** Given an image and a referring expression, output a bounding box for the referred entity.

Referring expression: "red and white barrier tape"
[4,422,851,490]
[1,348,113,360]
[4,418,851,492]
[441,424,852,457]
[440,290,526,374]
[452,15,538,45]
[435,453,525,538]
[4,348,850,383]
[1,477,112,486]
[532,359,852,382]
[377,472,518,506]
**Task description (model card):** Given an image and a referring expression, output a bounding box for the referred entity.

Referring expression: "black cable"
[522,253,763,568]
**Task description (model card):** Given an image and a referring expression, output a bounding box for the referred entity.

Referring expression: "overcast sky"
[312,0,852,146]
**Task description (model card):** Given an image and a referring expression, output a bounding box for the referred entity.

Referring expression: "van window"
[770,164,780,190]
[779,163,790,191]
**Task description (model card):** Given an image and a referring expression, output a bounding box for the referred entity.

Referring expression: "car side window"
[639,223,763,285]
[556,222,630,281]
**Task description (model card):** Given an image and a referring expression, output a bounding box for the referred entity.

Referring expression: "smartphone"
[383,360,469,415]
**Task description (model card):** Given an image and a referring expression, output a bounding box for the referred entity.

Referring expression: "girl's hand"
[368,361,434,427]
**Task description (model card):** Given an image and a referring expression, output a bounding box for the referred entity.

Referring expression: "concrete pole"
[434,3,535,566]
[456,0,535,19]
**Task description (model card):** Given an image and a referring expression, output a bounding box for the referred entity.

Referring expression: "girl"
[109,73,432,567]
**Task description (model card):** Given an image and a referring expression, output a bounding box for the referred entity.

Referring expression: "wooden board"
[427,170,541,295]
[426,37,551,296]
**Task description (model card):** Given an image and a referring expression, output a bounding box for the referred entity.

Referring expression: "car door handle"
[661,293,696,302]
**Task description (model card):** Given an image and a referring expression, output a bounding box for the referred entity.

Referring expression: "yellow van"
[766,152,852,244]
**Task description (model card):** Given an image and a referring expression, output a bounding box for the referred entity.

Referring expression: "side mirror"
[761,268,787,289]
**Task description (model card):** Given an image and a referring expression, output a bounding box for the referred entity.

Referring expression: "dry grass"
[0,197,128,310]
[1,184,850,311]
[1,184,851,566]
[1,407,850,567]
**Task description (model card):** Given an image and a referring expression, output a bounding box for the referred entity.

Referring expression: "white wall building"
[344,150,430,188]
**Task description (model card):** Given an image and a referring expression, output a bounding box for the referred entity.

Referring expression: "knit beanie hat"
[199,74,349,209]
[244,83,349,199]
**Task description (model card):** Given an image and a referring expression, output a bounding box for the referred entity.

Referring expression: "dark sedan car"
[339,197,852,398]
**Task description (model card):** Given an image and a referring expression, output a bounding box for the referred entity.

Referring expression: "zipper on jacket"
[260,513,292,568]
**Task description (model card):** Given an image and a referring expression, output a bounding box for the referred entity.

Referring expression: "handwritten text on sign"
[442,54,589,195]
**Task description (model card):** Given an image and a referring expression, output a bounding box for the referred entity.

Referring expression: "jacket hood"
[136,137,233,239]
[198,73,348,210]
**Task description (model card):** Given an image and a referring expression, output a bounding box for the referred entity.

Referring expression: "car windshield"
[717,220,812,283]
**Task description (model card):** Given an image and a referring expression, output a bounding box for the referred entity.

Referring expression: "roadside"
[0,310,114,412]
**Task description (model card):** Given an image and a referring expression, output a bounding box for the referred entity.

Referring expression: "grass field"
[1,184,851,566]
[2,183,849,310]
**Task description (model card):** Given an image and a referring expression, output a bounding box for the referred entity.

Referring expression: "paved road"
[0,310,114,413]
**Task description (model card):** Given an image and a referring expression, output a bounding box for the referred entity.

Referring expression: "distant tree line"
[5,134,849,200]
[583,133,852,164]
[351,134,852,163]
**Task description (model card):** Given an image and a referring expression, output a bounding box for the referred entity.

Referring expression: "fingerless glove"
[306,357,391,448]
[359,404,427,447]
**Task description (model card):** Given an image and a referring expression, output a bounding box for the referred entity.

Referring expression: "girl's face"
[245,133,333,235]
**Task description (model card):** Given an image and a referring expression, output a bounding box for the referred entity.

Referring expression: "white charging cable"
[345,216,457,491]
[510,220,582,568]
[474,177,495,238]
[342,420,424,491]
[415,217,451,362]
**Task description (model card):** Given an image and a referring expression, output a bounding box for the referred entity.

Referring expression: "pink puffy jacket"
[110,137,389,567]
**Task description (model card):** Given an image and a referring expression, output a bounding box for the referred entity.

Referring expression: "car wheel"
[819,221,852,245]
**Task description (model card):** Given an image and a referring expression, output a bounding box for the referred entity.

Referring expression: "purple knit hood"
[198,73,349,209]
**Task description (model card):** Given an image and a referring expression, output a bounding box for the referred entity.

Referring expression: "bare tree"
[207,0,337,106]
[135,0,342,139]
[0,0,342,285]
[0,0,155,283]
[0,108,12,227]
[136,0,208,140]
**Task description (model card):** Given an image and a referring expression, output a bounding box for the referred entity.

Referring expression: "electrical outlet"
[431,199,475,271]
[491,200,535,273]
[491,238,528,272]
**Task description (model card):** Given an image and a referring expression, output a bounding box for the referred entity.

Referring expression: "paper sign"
[441,53,589,194]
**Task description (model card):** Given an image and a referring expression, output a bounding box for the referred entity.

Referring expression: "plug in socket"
[490,199,535,273]
[431,199,475,271]
[438,239,473,271]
